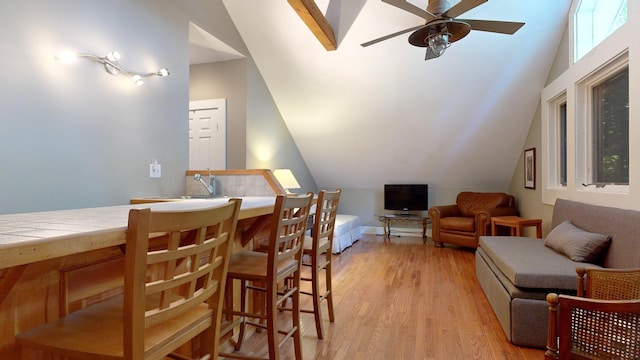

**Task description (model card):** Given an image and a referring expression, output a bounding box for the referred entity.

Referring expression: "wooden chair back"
[546,267,640,360]
[577,267,640,299]
[125,199,241,358]
[267,193,314,278]
[555,296,640,359]
[311,189,341,254]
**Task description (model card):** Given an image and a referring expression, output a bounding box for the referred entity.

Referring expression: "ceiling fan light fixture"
[428,32,450,56]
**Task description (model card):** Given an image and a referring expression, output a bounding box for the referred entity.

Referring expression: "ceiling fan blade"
[382,0,437,21]
[459,19,525,34]
[361,25,424,47]
[442,0,487,19]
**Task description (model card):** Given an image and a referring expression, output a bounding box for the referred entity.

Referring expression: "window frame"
[573,0,627,62]
[541,0,632,208]
[575,53,629,194]
[546,93,568,189]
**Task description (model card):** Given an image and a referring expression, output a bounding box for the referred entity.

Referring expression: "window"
[591,67,629,185]
[574,0,627,62]
[542,1,632,206]
[559,103,567,186]
[548,95,568,188]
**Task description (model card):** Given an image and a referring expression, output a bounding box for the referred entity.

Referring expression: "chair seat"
[16,294,213,358]
[227,250,298,282]
[440,217,475,232]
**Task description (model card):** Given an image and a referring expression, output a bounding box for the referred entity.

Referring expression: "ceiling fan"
[361,0,525,60]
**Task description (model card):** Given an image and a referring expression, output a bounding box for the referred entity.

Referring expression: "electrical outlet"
[150,163,161,178]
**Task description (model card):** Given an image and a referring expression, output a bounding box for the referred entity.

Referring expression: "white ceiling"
[216,0,572,190]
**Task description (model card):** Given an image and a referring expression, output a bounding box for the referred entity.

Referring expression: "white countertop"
[0,197,276,268]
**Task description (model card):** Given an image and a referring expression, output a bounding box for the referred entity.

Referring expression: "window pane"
[592,67,628,184]
[575,0,627,61]
[559,103,567,186]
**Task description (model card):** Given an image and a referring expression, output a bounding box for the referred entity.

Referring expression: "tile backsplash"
[186,170,281,197]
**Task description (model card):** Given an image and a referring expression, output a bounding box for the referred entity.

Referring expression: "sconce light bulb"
[106,51,121,62]
[158,68,169,77]
[132,74,144,86]
[57,50,77,63]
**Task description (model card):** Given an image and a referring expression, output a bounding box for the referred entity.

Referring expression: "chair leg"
[325,258,335,323]
[291,270,303,360]
[266,281,281,360]
[311,261,325,339]
[234,279,247,351]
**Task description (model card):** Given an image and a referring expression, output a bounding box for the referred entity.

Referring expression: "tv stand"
[378,214,430,242]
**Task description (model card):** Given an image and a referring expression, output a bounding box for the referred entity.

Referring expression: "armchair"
[428,192,518,248]
[545,268,640,360]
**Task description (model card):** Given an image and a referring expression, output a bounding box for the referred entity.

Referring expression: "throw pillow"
[544,220,611,263]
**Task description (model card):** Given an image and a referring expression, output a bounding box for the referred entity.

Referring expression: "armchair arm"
[428,205,461,245]
[474,207,519,236]
[545,293,640,360]
[428,205,461,220]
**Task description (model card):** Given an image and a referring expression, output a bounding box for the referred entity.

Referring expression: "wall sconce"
[57,50,169,85]
[273,168,301,194]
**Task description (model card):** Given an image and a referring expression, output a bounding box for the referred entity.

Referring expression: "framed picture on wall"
[524,147,536,189]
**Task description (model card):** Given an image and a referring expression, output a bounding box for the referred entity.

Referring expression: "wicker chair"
[545,267,640,360]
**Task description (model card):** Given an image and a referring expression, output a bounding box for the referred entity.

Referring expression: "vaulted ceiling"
[221,0,572,190]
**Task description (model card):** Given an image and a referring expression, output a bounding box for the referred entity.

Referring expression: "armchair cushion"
[544,220,611,263]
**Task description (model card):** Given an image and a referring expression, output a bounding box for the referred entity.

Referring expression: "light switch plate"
[150,163,161,178]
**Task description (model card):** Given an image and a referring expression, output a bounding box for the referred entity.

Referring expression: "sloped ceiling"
[222,0,571,190]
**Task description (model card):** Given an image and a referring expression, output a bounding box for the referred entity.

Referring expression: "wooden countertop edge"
[0,228,126,269]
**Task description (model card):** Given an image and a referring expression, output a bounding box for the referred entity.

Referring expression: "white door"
[188,99,226,170]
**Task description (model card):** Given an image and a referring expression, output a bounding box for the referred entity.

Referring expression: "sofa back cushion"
[552,199,640,268]
[456,192,515,217]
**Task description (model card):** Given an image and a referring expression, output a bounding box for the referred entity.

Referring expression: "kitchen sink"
[179,195,226,199]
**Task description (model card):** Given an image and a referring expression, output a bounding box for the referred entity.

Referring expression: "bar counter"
[0,196,276,357]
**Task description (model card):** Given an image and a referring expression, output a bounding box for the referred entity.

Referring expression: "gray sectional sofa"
[476,198,640,348]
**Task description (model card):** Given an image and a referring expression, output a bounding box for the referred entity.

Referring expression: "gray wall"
[0,0,316,214]
[245,58,317,194]
[190,59,247,170]
[189,58,317,195]
[0,0,190,214]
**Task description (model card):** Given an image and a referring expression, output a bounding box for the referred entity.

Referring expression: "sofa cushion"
[544,220,611,263]
[479,236,601,290]
[439,217,475,232]
[456,192,513,217]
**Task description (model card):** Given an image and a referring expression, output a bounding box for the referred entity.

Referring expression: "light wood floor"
[219,234,545,359]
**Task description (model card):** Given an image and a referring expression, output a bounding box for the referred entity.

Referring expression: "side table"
[378,214,430,242]
[491,216,542,238]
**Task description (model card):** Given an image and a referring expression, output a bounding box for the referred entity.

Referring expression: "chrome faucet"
[193,170,215,195]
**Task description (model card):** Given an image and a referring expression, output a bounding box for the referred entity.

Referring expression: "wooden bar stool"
[16,199,242,360]
[300,189,341,339]
[220,193,313,360]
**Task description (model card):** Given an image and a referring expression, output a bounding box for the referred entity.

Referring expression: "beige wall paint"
[507,21,570,237]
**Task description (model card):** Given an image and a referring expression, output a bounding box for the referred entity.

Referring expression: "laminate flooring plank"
[219,234,544,360]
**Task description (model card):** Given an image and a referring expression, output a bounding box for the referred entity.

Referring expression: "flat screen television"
[384,184,429,212]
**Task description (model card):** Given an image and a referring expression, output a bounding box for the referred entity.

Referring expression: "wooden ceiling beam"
[288,0,337,51]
